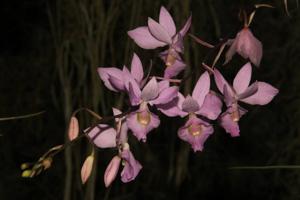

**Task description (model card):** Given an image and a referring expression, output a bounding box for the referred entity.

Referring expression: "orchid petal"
[213,69,234,95]
[192,71,210,107]
[148,18,172,44]
[87,125,116,148]
[121,149,142,183]
[197,92,222,120]
[156,96,187,117]
[128,26,166,49]
[127,81,142,106]
[238,81,258,100]
[179,15,192,37]
[131,53,144,84]
[233,62,252,94]
[178,116,213,152]
[240,82,279,105]
[98,67,124,92]
[150,86,178,105]
[141,77,159,101]
[182,95,200,113]
[159,6,176,37]
[126,109,160,142]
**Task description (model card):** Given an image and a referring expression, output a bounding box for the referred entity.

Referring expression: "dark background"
[0,0,300,199]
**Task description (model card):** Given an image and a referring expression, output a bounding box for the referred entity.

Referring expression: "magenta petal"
[126,109,160,142]
[141,77,159,101]
[178,116,213,152]
[240,82,279,105]
[192,71,210,107]
[120,149,142,183]
[159,6,176,37]
[148,18,172,44]
[108,75,125,91]
[87,125,117,148]
[197,92,222,120]
[126,81,142,106]
[233,62,252,94]
[223,85,235,107]
[128,26,166,49]
[182,95,200,113]
[179,15,192,37]
[150,86,178,105]
[98,67,124,92]
[130,53,144,84]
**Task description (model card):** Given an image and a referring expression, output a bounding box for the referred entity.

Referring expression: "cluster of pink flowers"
[76,6,279,187]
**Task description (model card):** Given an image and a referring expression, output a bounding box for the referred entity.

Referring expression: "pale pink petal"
[236,28,263,67]
[240,82,279,105]
[68,116,79,141]
[179,15,192,37]
[224,38,238,65]
[130,53,144,84]
[126,109,160,142]
[163,59,186,78]
[148,18,172,44]
[219,107,247,137]
[213,69,234,95]
[150,86,178,105]
[87,125,117,148]
[237,81,258,100]
[108,75,125,91]
[128,26,166,49]
[178,116,213,152]
[141,77,159,101]
[126,80,142,106]
[81,155,94,184]
[98,67,124,92]
[192,71,210,107]
[158,80,169,92]
[104,156,121,187]
[159,6,176,37]
[121,149,142,183]
[156,96,187,117]
[197,92,222,120]
[182,95,200,113]
[233,62,252,94]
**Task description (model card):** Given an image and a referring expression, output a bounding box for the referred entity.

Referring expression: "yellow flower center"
[188,124,202,136]
[137,111,151,126]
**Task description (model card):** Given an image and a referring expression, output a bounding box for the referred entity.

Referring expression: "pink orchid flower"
[224,27,263,67]
[126,77,178,141]
[158,72,222,151]
[97,53,144,92]
[128,6,192,78]
[101,108,142,187]
[214,62,279,136]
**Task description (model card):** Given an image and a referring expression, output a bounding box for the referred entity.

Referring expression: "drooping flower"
[126,77,178,141]
[224,27,263,67]
[128,6,192,78]
[214,62,279,136]
[157,72,222,151]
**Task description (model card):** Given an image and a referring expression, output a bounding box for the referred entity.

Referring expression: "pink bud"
[68,117,79,141]
[81,155,94,184]
[104,156,121,187]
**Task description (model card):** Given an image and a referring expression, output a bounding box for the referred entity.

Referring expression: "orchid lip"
[137,110,151,126]
[188,124,202,136]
